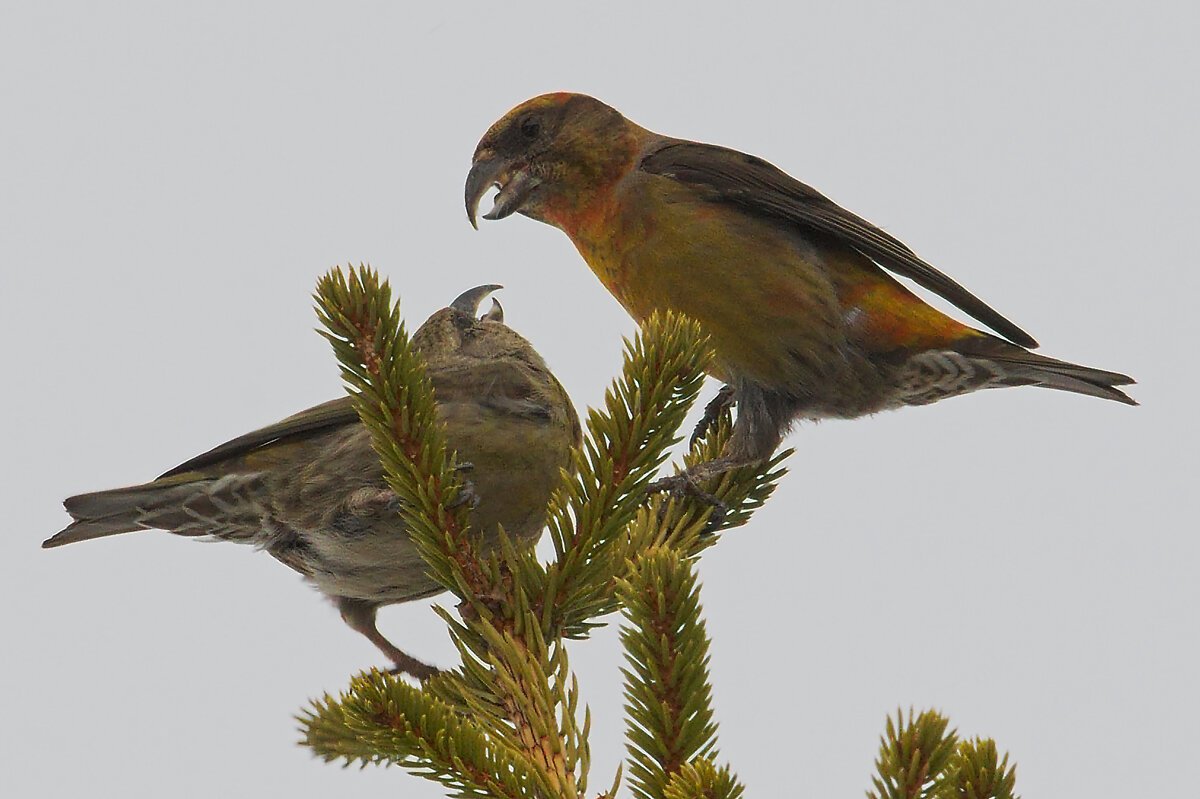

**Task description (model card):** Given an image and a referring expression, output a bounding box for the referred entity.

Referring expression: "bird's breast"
[559,174,850,388]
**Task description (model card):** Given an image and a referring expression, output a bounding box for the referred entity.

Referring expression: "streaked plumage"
[44,287,580,678]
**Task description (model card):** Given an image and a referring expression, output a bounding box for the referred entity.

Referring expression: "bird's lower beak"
[465,157,541,229]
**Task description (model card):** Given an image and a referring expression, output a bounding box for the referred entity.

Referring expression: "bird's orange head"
[465,93,643,232]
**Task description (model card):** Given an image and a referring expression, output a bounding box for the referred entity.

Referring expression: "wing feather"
[159,397,359,478]
[638,140,1039,348]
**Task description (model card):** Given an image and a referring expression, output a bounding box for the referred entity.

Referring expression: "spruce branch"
[618,547,721,799]
[540,311,712,640]
[475,617,585,797]
[946,738,1018,799]
[662,759,744,799]
[300,669,550,799]
[867,710,1020,799]
[868,709,959,799]
[425,537,588,797]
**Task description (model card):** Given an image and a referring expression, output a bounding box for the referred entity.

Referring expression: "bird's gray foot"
[446,478,480,510]
[690,385,736,448]
[445,462,480,510]
[647,467,730,528]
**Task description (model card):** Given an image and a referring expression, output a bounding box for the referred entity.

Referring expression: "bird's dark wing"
[638,140,1038,348]
[159,397,359,478]
[430,360,564,422]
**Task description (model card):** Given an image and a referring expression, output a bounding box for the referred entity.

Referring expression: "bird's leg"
[647,466,732,528]
[648,382,787,524]
[690,384,736,448]
[337,597,441,681]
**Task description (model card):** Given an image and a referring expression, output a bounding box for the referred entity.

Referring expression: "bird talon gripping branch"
[447,478,482,511]
[648,471,730,527]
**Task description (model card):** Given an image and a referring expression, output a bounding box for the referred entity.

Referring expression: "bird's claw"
[690,385,736,448]
[647,472,729,529]
[446,462,480,509]
[447,477,481,510]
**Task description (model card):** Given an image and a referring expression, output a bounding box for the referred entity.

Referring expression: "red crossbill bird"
[43,285,581,679]
[465,93,1135,484]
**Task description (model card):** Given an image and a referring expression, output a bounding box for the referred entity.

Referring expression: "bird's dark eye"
[520,116,541,140]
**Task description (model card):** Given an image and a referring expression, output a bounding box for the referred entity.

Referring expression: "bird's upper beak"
[450,283,503,317]
[465,152,541,229]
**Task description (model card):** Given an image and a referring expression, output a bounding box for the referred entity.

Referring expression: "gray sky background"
[3,2,1196,797]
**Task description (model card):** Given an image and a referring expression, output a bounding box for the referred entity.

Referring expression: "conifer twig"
[869,708,959,799]
[946,738,1019,799]
[619,547,725,799]
[300,669,550,799]
[662,759,745,799]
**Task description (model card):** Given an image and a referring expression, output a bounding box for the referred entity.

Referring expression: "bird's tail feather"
[44,517,145,548]
[43,478,201,549]
[981,345,1137,405]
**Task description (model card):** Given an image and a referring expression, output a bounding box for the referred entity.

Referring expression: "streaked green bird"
[43,285,581,679]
